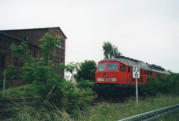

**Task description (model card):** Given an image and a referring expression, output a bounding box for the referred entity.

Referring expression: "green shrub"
[141,72,179,96]
[74,60,97,82]
[62,80,94,113]
[140,76,161,96]
[5,33,96,115]
[77,80,94,89]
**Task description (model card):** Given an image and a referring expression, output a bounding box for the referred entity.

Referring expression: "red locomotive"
[95,56,169,95]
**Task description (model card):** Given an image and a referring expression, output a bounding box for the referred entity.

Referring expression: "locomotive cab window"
[98,64,105,71]
[108,63,117,71]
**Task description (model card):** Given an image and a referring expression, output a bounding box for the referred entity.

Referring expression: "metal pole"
[2,70,6,97]
[136,78,138,106]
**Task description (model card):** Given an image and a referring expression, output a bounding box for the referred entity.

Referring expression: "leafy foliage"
[141,72,179,96]
[6,65,21,80]
[140,76,161,96]
[77,80,94,89]
[65,62,80,74]
[5,33,95,113]
[75,60,97,82]
[103,41,122,59]
[10,42,29,62]
[65,60,97,82]
[39,33,61,65]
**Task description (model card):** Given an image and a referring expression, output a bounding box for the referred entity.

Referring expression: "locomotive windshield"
[108,63,117,71]
[98,64,105,71]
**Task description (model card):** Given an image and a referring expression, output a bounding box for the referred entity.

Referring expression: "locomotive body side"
[95,61,155,87]
[95,58,168,87]
[94,58,169,97]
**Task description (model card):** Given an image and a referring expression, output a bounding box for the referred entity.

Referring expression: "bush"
[77,80,94,89]
[74,60,97,82]
[140,76,161,96]
[141,72,179,96]
[62,80,94,113]
[6,33,95,115]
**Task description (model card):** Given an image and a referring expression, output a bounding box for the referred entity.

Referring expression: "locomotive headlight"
[109,78,117,81]
[97,78,104,81]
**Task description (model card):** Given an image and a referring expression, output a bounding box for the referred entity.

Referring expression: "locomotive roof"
[100,56,169,75]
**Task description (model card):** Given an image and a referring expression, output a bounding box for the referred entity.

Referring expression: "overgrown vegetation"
[1,33,94,115]
[141,72,179,96]
[66,60,97,82]
[13,94,179,121]
[0,84,38,98]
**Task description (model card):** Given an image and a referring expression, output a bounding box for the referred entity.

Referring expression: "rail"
[118,104,179,121]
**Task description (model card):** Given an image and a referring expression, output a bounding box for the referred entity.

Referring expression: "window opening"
[120,65,125,72]
[108,63,117,71]
[98,64,105,71]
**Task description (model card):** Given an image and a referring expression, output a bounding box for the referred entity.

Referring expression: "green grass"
[76,94,179,121]
[1,86,179,121]
[0,84,39,98]
[13,94,179,121]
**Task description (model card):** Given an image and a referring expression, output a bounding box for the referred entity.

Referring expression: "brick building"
[0,27,66,81]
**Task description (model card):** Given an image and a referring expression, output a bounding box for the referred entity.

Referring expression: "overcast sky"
[0,0,179,72]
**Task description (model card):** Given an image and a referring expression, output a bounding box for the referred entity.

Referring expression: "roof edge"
[0,26,67,39]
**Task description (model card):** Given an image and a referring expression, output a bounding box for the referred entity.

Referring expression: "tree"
[66,60,97,82]
[39,33,61,65]
[8,33,64,96]
[75,60,97,81]
[8,33,95,112]
[103,41,122,59]
[65,62,80,74]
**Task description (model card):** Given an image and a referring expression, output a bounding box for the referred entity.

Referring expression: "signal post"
[133,66,140,106]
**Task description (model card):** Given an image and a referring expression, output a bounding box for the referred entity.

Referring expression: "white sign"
[133,66,140,78]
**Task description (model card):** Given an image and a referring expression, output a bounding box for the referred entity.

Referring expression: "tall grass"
[14,105,73,121]
[13,94,179,121]
[0,84,39,98]
[76,94,179,121]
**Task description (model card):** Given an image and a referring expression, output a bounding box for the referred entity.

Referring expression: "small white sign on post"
[133,66,140,106]
[133,66,140,78]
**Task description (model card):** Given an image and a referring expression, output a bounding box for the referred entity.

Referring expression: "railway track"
[0,98,38,120]
[118,104,179,121]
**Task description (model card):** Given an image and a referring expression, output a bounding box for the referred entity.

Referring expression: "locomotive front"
[95,60,120,85]
[94,60,131,96]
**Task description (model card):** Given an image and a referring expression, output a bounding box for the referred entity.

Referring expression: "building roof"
[0,32,38,47]
[100,56,169,74]
[0,27,67,39]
